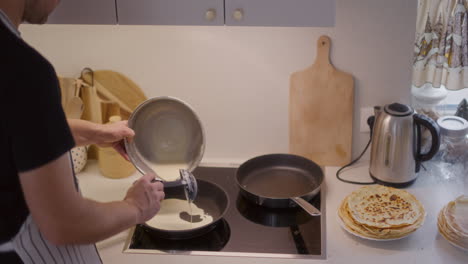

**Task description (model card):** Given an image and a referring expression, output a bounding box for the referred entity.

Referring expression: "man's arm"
[67,118,134,160]
[19,152,164,245]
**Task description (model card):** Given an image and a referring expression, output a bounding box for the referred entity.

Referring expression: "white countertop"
[77,160,468,264]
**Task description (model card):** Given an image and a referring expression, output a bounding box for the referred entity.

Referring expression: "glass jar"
[433,116,468,181]
[437,116,468,162]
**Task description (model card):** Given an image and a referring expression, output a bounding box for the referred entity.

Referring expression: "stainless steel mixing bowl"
[124,96,205,178]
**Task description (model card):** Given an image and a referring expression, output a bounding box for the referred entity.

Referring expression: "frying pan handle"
[150,177,187,188]
[291,197,321,216]
[152,178,183,187]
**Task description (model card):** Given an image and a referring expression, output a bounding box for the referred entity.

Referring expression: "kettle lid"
[384,103,413,116]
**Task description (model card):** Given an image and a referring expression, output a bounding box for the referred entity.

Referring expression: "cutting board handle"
[314,35,331,67]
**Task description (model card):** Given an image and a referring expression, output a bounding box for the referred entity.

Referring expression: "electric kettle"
[369,103,440,187]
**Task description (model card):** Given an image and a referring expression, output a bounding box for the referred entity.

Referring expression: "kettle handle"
[414,114,440,162]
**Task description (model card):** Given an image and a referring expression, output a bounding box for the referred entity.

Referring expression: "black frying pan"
[141,179,229,239]
[236,153,323,216]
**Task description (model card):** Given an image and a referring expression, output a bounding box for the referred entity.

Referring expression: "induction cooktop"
[123,165,326,259]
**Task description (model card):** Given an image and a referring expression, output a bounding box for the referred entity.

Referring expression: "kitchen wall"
[20,0,417,165]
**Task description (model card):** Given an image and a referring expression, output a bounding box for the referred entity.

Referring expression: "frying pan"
[141,179,229,240]
[236,154,323,216]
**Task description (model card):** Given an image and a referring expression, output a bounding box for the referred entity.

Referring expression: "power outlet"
[360,107,374,133]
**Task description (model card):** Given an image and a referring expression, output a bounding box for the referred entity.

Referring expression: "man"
[0,1,165,263]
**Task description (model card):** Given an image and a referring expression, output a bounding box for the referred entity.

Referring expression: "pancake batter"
[146,199,213,231]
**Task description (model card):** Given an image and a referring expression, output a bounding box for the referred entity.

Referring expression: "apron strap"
[8,215,102,264]
[0,241,14,252]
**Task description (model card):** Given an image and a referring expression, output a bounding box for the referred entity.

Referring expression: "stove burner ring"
[236,194,314,227]
[131,219,231,252]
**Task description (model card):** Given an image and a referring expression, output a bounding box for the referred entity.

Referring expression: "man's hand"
[124,173,165,223]
[67,119,135,160]
[94,120,135,161]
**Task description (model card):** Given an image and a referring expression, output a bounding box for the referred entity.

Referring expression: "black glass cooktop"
[125,166,325,258]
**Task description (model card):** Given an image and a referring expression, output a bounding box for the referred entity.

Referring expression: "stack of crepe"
[338,185,425,240]
[437,195,468,250]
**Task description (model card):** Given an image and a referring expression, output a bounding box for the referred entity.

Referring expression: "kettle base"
[370,174,417,188]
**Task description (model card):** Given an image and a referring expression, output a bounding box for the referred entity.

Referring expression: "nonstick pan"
[141,179,229,239]
[236,154,323,216]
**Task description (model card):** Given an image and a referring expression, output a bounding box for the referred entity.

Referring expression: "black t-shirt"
[0,21,75,243]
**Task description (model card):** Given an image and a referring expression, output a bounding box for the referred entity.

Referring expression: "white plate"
[337,210,414,241]
[443,236,468,252]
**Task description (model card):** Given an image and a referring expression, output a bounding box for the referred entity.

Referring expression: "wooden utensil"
[101,101,121,123]
[65,80,84,119]
[79,80,103,124]
[289,35,354,167]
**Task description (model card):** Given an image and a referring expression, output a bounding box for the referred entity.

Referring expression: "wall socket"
[360,107,375,133]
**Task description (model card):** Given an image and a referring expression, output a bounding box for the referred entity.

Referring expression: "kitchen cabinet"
[47,0,335,27]
[117,0,334,27]
[47,0,117,25]
[116,0,225,26]
[225,0,335,27]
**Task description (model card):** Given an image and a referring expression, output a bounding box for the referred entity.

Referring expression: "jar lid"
[437,116,468,138]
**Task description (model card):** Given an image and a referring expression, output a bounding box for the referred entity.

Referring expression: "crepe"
[447,196,468,235]
[347,185,423,228]
[438,196,468,250]
[338,185,425,240]
[146,198,213,231]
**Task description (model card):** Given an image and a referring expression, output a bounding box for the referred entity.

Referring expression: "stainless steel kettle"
[369,103,440,187]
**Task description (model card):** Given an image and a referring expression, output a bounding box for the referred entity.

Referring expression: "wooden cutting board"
[79,69,148,160]
[289,35,354,167]
[90,70,147,111]
[80,69,147,121]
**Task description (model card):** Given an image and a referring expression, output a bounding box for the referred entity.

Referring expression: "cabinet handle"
[205,8,216,22]
[233,8,244,21]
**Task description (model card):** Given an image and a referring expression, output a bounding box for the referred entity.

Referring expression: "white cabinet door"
[47,0,117,24]
[117,0,224,26]
[225,0,335,27]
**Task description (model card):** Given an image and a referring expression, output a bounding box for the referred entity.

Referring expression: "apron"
[0,152,102,263]
[0,215,102,264]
